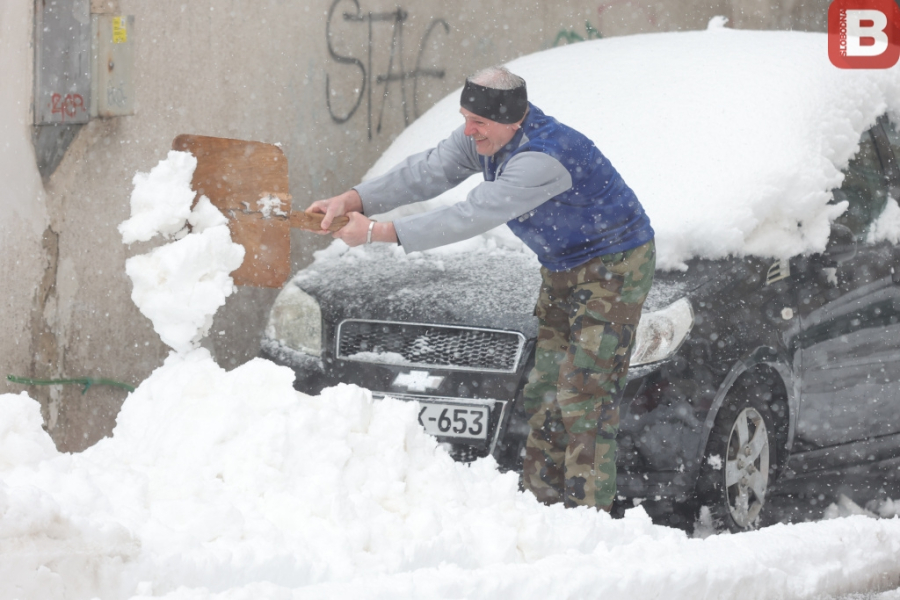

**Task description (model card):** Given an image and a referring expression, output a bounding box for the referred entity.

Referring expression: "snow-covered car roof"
[359,26,900,271]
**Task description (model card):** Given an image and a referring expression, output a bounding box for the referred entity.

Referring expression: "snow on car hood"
[292,237,703,339]
[362,28,900,271]
[293,239,542,335]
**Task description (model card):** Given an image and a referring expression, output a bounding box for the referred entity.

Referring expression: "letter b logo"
[828,0,900,68]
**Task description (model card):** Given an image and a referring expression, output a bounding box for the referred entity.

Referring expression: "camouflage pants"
[522,240,655,510]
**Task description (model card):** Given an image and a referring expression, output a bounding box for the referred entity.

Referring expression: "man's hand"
[306,189,364,233]
[331,213,398,247]
[332,212,371,246]
[307,189,397,246]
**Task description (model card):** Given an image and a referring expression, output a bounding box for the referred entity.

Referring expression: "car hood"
[290,243,543,337]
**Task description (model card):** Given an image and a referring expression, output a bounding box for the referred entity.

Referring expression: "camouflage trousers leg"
[521,240,655,510]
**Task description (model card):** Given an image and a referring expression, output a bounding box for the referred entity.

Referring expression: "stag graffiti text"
[326,0,449,139]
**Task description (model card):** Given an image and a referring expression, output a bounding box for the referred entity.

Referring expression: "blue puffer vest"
[483,103,654,271]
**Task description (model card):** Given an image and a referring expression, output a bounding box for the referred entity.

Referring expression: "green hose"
[6,375,135,395]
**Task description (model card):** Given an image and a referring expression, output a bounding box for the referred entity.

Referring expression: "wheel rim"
[723,406,770,528]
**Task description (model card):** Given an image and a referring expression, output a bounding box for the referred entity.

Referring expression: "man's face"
[460,107,520,156]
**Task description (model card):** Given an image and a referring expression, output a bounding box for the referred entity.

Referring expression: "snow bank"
[3,365,900,599]
[364,29,900,270]
[0,392,57,469]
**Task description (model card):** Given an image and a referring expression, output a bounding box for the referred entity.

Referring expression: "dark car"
[262,33,900,531]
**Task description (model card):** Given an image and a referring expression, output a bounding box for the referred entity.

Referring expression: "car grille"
[337,320,524,372]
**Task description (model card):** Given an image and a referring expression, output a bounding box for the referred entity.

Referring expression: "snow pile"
[869,196,900,245]
[119,152,245,353]
[364,29,900,270]
[3,372,900,599]
[0,392,57,469]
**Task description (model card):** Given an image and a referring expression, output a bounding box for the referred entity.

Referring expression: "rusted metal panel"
[172,135,294,289]
[170,135,348,288]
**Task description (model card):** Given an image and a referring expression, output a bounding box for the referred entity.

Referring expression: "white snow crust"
[3,29,900,600]
[120,155,245,354]
[119,150,199,244]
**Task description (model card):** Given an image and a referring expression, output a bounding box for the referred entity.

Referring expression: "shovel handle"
[290,211,350,232]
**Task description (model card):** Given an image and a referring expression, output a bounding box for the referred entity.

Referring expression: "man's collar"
[490,125,526,163]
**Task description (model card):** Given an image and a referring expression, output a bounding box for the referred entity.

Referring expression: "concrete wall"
[2,0,832,451]
[0,1,52,428]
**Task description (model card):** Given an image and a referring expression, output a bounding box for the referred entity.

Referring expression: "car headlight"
[265,284,322,356]
[630,298,694,366]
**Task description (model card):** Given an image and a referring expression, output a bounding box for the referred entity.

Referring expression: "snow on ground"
[3,353,900,600]
[3,27,900,600]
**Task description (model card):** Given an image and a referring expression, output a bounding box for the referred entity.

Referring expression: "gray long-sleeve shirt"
[354,124,573,252]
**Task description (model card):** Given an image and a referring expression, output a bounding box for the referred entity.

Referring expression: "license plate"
[417,403,489,440]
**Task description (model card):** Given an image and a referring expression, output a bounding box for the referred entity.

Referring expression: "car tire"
[695,383,783,532]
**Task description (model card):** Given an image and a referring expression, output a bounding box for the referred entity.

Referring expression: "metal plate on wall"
[91,14,134,117]
[34,0,92,125]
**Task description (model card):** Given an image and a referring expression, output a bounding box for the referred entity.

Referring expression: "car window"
[884,119,900,171]
[831,129,890,241]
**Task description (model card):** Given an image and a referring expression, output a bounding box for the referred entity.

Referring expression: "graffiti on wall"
[50,93,87,121]
[325,0,450,139]
[553,21,601,46]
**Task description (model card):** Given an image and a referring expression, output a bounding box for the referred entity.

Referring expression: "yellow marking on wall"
[112,17,127,43]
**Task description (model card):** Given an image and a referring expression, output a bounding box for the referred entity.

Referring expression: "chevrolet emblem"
[393,370,444,392]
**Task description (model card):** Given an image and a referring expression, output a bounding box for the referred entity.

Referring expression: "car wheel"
[696,388,781,532]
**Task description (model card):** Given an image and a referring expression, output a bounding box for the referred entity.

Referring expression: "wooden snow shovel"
[173,134,348,288]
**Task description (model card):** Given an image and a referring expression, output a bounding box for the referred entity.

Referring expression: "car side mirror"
[822,223,857,264]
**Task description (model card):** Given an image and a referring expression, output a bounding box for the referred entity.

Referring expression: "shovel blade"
[173,134,292,288]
